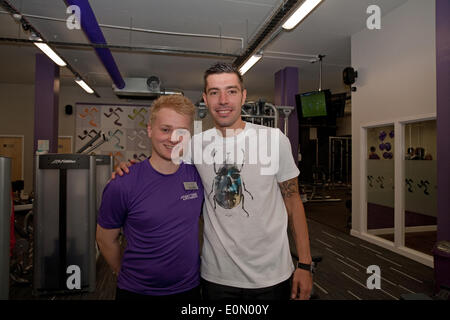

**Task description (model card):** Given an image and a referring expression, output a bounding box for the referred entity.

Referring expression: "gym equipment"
[301,135,341,202]
[241,100,296,136]
[93,155,113,260]
[241,100,279,129]
[77,134,113,213]
[276,105,294,135]
[329,136,351,186]
[76,130,105,154]
[0,156,11,300]
[94,155,113,213]
[33,154,97,295]
[433,241,450,294]
[307,166,340,202]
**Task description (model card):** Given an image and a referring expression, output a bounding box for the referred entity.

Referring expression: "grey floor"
[306,218,434,300]
[9,196,435,300]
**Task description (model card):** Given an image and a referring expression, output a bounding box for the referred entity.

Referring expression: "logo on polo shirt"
[180,193,198,201]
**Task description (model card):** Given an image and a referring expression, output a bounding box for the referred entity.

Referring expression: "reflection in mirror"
[404,120,436,256]
[366,125,395,243]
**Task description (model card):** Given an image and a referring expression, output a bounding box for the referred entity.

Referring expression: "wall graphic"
[75,104,152,167]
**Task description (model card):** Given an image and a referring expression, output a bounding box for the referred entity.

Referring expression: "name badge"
[184,182,199,190]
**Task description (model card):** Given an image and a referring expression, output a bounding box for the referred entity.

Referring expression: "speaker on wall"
[343,67,358,85]
[65,105,73,115]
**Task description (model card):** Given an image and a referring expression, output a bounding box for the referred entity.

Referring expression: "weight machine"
[33,154,97,295]
[241,100,279,128]
[32,132,113,295]
[328,136,352,186]
[241,100,296,137]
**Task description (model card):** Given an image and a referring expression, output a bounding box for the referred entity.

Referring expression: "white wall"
[351,0,436,234]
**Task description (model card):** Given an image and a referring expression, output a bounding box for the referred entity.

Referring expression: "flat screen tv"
[300,91,327,117]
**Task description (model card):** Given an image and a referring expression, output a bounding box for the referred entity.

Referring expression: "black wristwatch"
[297,261,315,274]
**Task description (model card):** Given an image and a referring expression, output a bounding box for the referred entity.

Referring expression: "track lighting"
[30,33,66,67]
[75,77,94,94]
[239,53,263,75]
[282,0,323,30]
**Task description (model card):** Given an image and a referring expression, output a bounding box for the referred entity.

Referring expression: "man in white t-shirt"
[196,62,312,300]
[115,62,313,300]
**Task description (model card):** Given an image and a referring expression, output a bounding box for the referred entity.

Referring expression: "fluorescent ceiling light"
[282,0,323,30]
[75,78,94,94]
[239,53,262,75]
[33,40,67,67]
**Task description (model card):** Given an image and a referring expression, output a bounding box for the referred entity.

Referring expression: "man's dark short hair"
[203,62,244,93]
[370,146,376,152]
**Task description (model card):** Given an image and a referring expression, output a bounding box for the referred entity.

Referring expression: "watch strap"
[297,261,315,273]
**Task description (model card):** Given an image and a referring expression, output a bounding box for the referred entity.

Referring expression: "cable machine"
[241,100,279,128]
[328,136,352,186]
[0,156,11,300]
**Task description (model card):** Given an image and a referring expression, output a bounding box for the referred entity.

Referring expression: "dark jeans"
[115,285,201,301]
[201,277,291,300]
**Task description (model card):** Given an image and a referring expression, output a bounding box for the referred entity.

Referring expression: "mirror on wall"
[366,125,395,243]
[404,120,437,256]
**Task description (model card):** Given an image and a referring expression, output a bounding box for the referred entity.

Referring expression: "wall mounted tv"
[296,89,335,127]
[299,90,328,117]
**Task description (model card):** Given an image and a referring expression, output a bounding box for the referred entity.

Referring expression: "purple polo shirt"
[98,160,204,295]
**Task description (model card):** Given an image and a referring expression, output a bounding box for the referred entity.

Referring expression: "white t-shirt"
[187,122,299,288]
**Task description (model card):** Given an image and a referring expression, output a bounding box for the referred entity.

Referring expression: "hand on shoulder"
[111,159,137,180]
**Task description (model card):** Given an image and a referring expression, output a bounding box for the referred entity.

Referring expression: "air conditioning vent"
[113,77,183,100]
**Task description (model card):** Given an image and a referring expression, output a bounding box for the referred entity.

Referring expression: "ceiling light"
[282,0,323,30]
[239,53,263,75]
[31,36,67,67]
[75,78,94,94]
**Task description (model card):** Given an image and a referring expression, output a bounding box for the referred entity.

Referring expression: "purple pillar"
[436,0,450,242]
[34,54,60,154]
[434,0,450,294]
[274,67,299,167]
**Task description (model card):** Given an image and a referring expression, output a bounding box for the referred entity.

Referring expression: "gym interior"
[0,0,449,302]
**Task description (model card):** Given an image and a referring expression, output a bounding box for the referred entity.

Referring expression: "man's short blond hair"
[150,95,195,124]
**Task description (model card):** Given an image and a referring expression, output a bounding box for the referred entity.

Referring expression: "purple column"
[274,69,284,120]
[434,0,450,294]
[274,67,299,167]
[436,0,450,242]
[34,54,60,154]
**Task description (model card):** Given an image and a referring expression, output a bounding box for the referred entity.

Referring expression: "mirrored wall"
[366,125,395,243]
[404,120,437,255]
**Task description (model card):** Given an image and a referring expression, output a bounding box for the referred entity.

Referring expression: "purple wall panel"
[34,54,59,154]
[274,67,299,167]
[436,0,450,242]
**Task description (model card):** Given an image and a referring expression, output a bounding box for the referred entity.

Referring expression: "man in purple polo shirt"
[96,95,204,300]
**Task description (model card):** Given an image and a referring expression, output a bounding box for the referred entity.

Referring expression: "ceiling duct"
[234,0,299,68]
[113,77,183,100]
[64,0,126,89]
